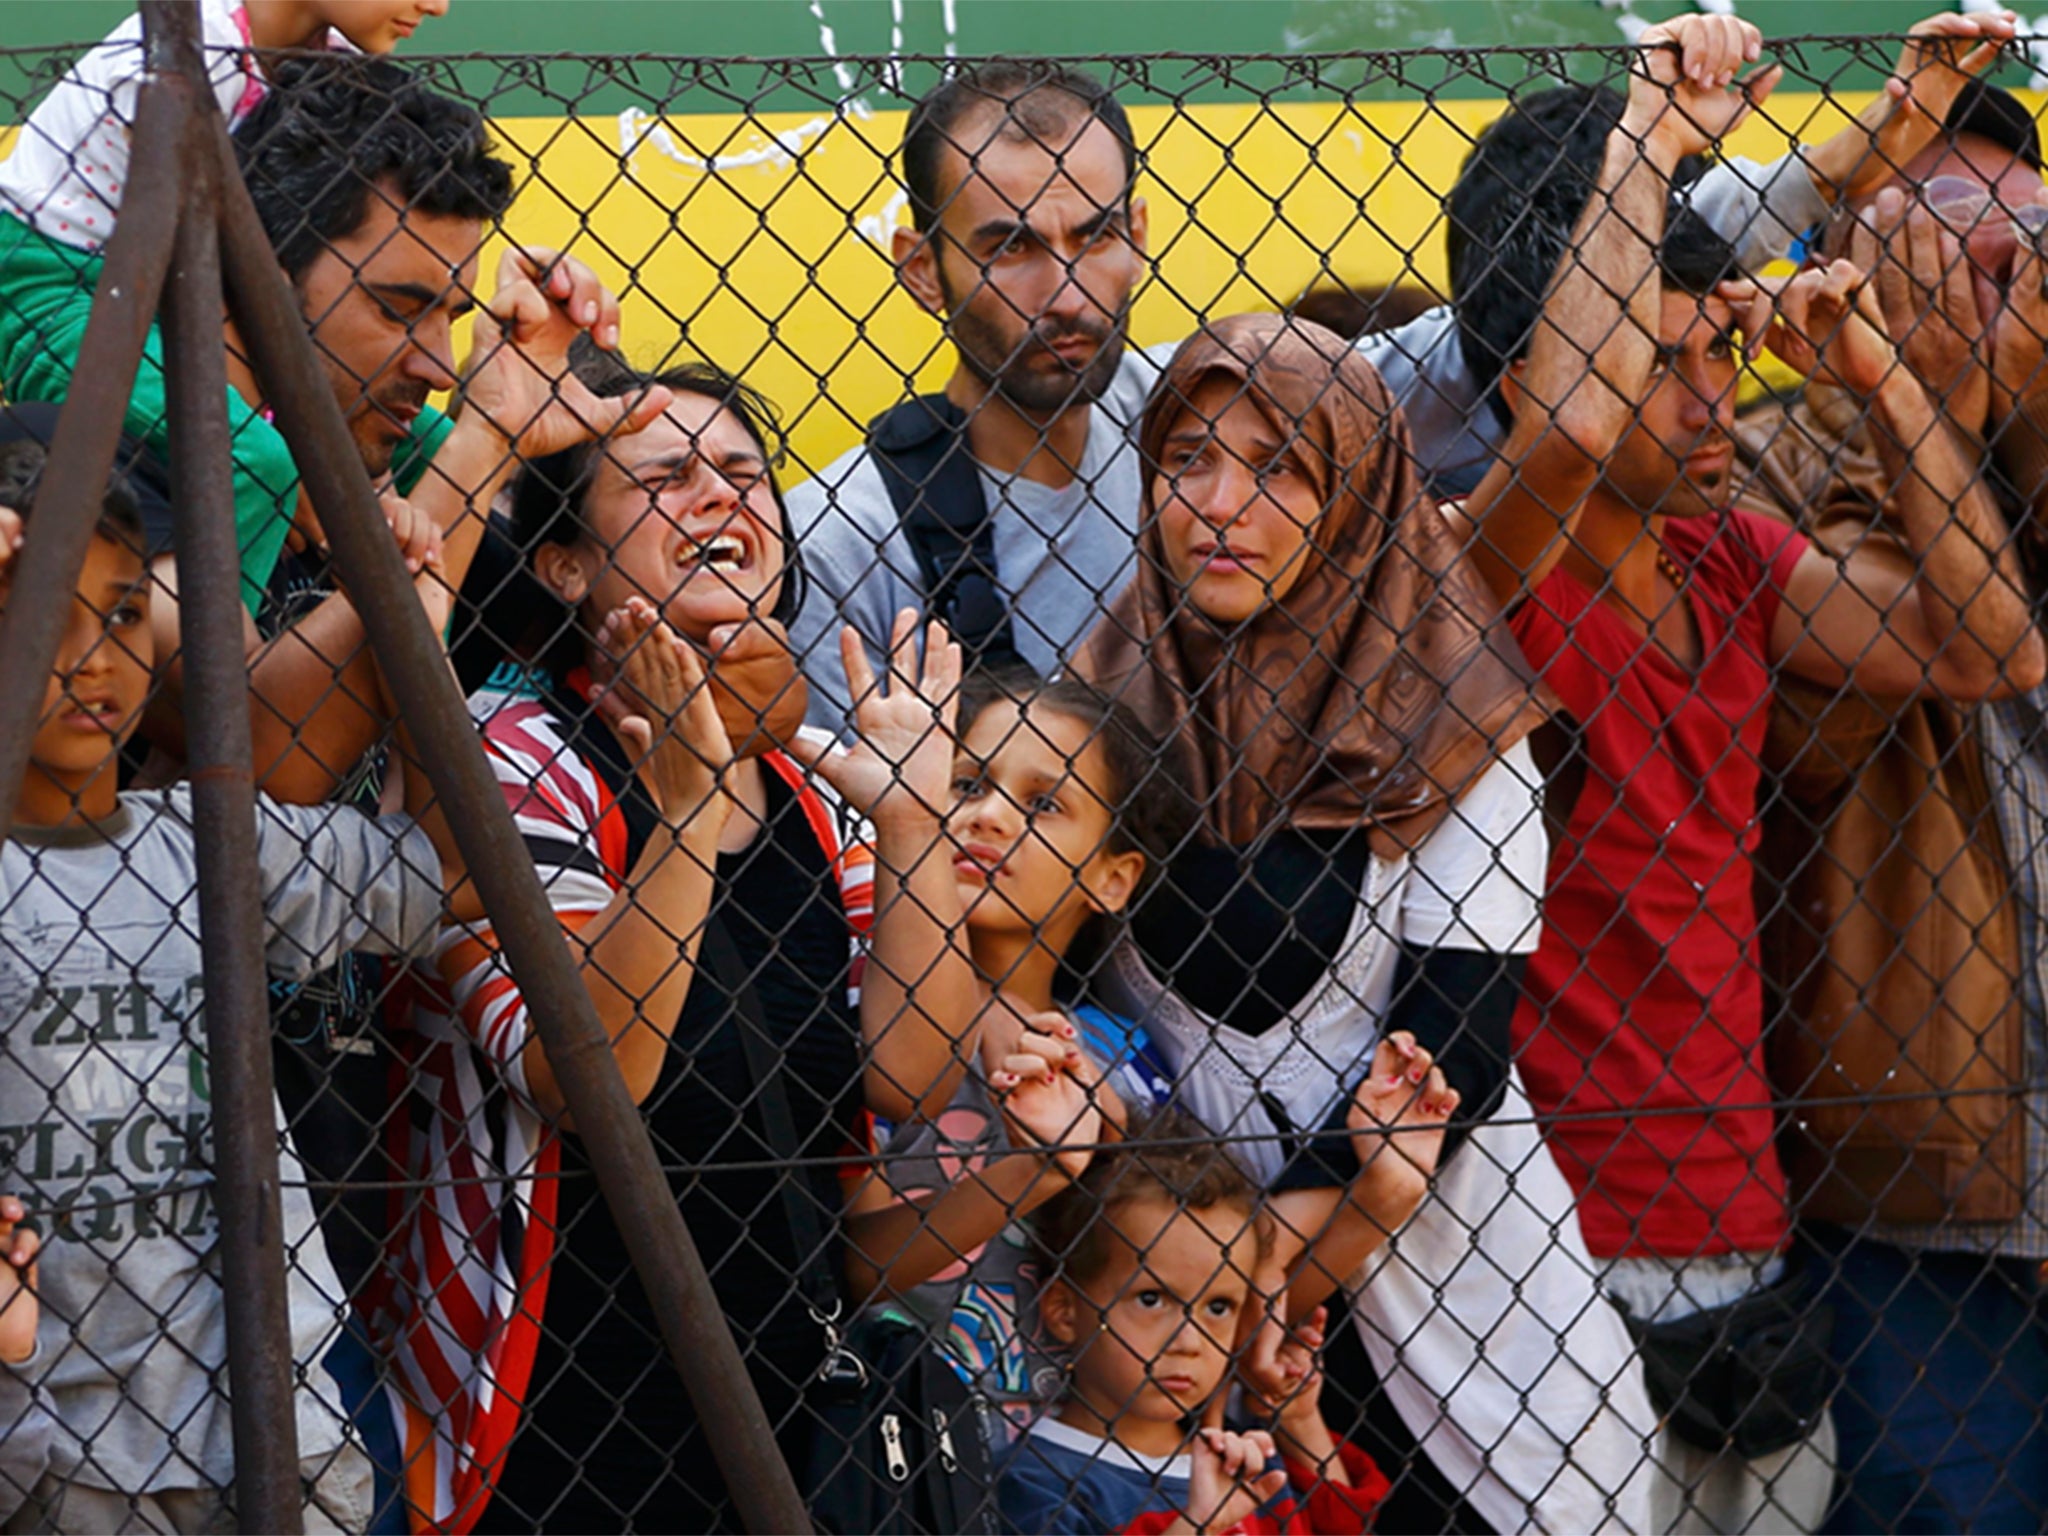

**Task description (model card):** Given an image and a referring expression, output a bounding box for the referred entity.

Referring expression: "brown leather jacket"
[1736,389,2027,1225]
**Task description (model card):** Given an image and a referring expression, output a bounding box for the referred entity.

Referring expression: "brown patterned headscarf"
[1075,313,1545,857]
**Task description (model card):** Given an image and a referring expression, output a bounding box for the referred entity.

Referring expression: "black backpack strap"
[564,692,855,1357]
[866,394,1024,674]
[700,928,855,1368]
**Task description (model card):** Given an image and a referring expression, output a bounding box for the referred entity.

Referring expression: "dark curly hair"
[232,55,514,283]
[1032,1105,1266,1290]
[0,436,143,551]
[1448,84,1737,430]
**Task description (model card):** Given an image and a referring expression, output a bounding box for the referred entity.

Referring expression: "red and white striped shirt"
[368,683,872,1534]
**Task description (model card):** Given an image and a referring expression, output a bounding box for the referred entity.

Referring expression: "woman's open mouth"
[677,533,753,578]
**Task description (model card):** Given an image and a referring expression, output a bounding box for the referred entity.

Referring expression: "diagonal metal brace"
[203,32,816,1536]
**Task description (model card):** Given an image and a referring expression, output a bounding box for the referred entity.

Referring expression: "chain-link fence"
[0,7,2045,1534]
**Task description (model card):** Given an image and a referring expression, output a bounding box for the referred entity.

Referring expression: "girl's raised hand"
[1185,1428,1287,1534]
[0,1195,40,1365]
[1348,1030,1459,1191]
[990,1016,1102,1184]
[594,597,734,830]
[1246,1305,1336,1442]
[788,611,961,826]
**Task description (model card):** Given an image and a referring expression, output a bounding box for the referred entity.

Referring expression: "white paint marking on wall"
[809,0,858,95]
[617,1,960,246]
[855,185,914,247]
[617,103,868,174]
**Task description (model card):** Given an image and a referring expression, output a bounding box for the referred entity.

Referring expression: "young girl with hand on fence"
[997,1107,1392,1536]
[830,671,1195,1426]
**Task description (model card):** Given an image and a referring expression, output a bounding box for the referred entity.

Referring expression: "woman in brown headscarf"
[1075,313,1655,1536]
[1081,313,1541,853]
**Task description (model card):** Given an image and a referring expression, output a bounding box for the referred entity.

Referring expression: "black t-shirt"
[482,760,860,1535]
[1132,829,1372,1036]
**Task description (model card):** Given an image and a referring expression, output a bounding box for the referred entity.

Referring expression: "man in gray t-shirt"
[790,51,1961,736]
[787,61,1158,733]
[791,345,1153,731]
[0,788,438,1509]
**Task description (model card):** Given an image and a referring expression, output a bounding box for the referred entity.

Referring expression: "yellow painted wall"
[492,90,1896,476]
[10,85,1990,476]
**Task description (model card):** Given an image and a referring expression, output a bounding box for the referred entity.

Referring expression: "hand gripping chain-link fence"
[0,7,2046,1535]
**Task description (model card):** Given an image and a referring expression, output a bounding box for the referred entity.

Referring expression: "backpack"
[867,394,1026,675]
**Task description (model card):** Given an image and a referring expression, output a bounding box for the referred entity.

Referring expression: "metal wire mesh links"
[0,16,2044,1536]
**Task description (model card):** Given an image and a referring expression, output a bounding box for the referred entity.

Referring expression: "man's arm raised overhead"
[1457,14,1778,607]
[1756,258,2047,699]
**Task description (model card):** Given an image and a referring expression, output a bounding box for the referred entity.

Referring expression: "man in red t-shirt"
[1447,37,2045,1534]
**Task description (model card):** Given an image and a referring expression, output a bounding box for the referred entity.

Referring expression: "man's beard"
[343,381,431,477]
[1614,443,1729,521]
[944,282,1130,414]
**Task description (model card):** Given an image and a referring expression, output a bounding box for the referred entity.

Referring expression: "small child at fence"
[0,0,449,606]
[840,665,1457,1452]
[839,669,1194,1426]
[0,431,446,1533]
[998,1107,1391,1535]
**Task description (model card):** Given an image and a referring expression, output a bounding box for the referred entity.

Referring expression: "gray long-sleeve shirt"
[0,789,440,1495]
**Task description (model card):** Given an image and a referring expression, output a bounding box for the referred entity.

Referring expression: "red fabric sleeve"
[1118,1509,1292,1535]
[1728,505,1814,634]
[1282,1442,1393,1533]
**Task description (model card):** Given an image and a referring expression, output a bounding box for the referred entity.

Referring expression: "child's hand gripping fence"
[0,10,2044,1535]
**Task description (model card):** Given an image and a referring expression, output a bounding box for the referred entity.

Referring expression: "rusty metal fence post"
[196,15,818,1536]
[146,3,309,1529]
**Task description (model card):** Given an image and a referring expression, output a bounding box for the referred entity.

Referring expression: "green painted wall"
[0,0,1963,59]
[0,0,1973,110]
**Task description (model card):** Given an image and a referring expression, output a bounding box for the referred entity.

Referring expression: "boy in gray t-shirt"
[0,433,442,1532]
